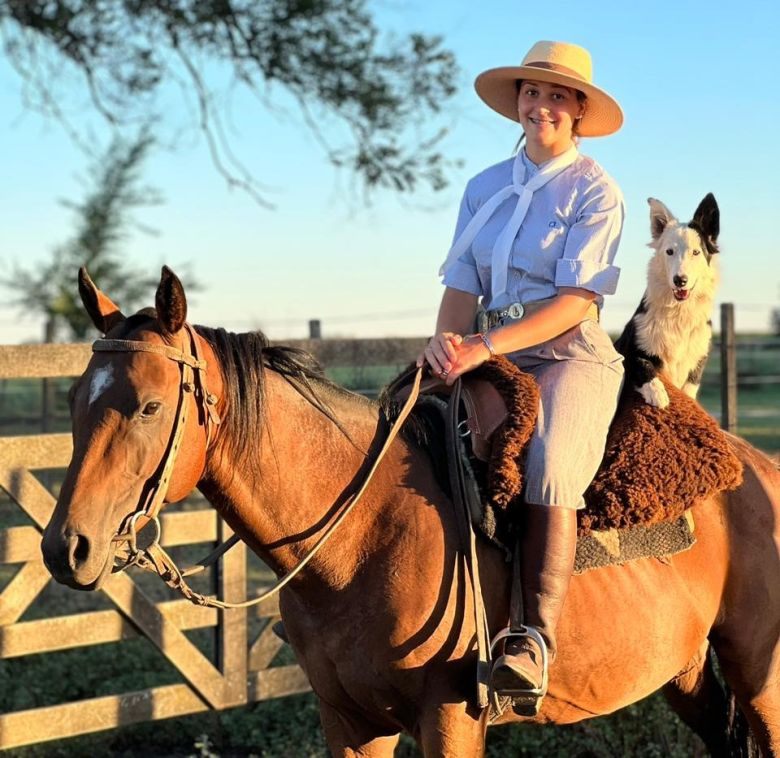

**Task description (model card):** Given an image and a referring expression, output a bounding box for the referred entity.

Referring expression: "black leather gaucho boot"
[490,502,577,714]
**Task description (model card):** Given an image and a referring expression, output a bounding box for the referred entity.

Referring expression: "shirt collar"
[520,144,578,180]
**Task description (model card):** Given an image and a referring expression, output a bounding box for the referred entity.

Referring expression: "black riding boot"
[491,503,577,698]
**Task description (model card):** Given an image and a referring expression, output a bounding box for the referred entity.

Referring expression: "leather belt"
[481,299,599,330]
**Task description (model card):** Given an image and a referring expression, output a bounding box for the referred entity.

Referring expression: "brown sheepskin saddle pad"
[389,356,743,549]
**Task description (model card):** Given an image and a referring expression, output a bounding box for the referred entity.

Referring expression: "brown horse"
[42,267,780,757]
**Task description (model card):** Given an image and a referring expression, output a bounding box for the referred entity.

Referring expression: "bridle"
[93,323,220,555]
[89,323,422,609]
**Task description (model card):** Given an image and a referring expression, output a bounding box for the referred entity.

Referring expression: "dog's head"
[646,193,720,303]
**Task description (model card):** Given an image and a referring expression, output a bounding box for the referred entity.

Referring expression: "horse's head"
[41,266,221,589]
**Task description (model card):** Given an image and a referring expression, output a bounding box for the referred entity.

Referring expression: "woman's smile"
[528,116,557,130]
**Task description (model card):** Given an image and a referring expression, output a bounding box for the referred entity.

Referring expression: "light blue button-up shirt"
[442,149,624,310]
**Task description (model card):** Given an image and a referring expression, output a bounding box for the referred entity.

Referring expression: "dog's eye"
[666,248,674,256]
[693,249,701,256]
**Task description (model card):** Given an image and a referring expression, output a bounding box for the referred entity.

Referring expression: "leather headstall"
[91,323,221,562]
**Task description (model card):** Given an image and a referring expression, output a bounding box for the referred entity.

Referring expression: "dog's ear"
[647,198,675,240]
[692,193,720,245]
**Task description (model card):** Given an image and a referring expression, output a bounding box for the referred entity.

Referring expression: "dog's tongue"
[674,288,690,301]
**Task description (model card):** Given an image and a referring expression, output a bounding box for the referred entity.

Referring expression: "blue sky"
[1,0,779,344]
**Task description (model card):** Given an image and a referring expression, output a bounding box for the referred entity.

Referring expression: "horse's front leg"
[417,701,488,758]
[319,701,400,757]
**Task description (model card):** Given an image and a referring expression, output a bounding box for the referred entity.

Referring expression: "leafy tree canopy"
[1,0,460,204]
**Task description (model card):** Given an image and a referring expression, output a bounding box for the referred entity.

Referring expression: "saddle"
[388,356,744,554]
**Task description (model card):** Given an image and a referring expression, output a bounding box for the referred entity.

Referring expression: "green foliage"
[0,0,460,201]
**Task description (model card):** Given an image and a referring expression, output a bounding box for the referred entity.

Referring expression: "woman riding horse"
[420,40,625,710]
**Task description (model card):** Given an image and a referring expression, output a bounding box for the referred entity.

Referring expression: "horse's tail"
[727,688,760,757]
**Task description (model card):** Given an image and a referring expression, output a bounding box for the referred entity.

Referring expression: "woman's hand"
[417,332,463,378]
[417,332,492,384]
[444,334,491,384]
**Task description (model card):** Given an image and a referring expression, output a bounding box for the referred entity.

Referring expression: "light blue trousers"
[506,320,625,509]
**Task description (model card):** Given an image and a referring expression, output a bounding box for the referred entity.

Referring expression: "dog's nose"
[673,275,688,288]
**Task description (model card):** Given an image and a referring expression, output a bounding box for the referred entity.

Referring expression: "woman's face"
[517,80,583,157]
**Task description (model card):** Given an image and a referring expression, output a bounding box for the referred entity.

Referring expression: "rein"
[92,325,423,610]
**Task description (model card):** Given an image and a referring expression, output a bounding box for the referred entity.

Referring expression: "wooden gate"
[0,345,310,750]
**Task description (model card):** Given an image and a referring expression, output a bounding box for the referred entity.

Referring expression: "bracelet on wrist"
[476,331,497,357]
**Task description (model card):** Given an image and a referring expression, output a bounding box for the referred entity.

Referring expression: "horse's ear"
[78,267,126,335]
[155,266,187,336]
[647,197,676,241]
[692,193,720,245]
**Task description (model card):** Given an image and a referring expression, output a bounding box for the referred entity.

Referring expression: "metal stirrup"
[490,624,550,699]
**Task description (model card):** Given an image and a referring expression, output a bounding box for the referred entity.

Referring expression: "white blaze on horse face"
[88,365,115,406]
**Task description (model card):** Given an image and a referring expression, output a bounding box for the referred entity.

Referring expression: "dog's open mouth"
[673,288,690,301]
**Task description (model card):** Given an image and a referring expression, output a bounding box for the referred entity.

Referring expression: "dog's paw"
[638,379,670,408]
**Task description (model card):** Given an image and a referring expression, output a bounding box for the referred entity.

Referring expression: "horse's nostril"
[68,533,91,568]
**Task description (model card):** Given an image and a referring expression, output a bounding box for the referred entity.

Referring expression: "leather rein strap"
[91,325,423,610]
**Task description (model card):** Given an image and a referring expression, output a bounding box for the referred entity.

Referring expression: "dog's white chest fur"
[635,306,712,386]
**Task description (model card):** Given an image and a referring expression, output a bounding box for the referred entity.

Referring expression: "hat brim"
[474,66,623,137]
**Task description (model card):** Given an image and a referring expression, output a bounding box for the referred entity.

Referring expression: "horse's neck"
[200,371,386,587]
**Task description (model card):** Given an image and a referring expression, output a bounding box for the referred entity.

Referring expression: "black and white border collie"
[615,193,720,408]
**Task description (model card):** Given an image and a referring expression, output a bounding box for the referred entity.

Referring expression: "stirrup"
[490,625,549,716]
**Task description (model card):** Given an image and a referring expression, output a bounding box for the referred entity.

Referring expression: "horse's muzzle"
[41,524,115,590]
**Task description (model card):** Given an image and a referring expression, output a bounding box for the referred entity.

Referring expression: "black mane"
[194,326,360,476]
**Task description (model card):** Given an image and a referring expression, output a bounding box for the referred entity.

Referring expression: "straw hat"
[474,41,623,137]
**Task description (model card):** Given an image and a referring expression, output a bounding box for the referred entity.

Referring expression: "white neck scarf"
[439,145,579,300]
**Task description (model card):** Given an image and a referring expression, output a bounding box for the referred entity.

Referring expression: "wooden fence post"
[720,303,737,434]
[41,317,56,435]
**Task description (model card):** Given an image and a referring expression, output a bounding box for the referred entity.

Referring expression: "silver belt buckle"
[507,302,525,320]
[488,302,525,328]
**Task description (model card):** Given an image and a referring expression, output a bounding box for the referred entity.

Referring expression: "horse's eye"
[666,248,674,256]
[693,249,701,256]
[141,402,162,417]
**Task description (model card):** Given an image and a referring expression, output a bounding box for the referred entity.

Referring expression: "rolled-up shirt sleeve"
[555,180,624,295]
[441,184,484,296]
